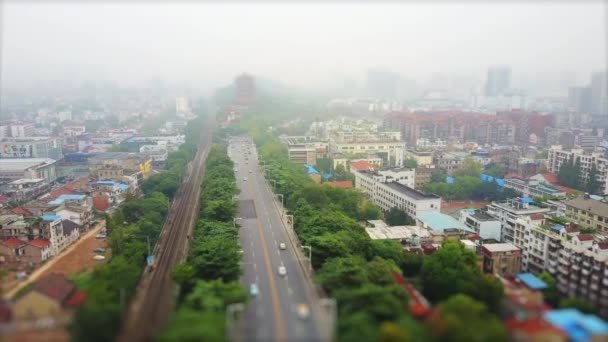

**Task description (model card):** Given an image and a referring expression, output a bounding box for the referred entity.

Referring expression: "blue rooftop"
[41,215,60,221]
[544,309,608,342]
[517,273,548,290]
[416,212,474,233]
[95,180,129,191]
[304,164,319,175]
[48,194,86,206]
[551,224,565,232]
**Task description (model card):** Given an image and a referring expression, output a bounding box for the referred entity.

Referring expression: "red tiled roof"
[540,173,558,184]
[32,273,75,304]
[327,181,353,189]
[0,238,25,248]
[596,241,608,250]
[576,234,594,241]
[505,173,524,179]
[48,187,75,199]
[64,177,91,191]
[0,195,9,203]
[553,185,576,193]
[565,227,579,233]
[468,234,481,241]
[350,160,379,172]
[28,239,50,248]
[529,213,545,220]
[65,290,87,308]
[10,207,34,217]
[504,317,566,337]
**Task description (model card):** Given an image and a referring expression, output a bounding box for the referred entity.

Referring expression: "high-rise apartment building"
[547,145,608,195]
[590,71,608,116]
[485,66,512,96]
[568,86,592,113]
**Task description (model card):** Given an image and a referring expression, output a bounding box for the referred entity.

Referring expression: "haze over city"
[1,2,606,94]
[2,2,608,342]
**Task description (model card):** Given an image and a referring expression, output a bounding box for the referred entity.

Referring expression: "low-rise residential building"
[0,238,26,263]
[348,160,381,174]
[11,273,86,322]
[0,214,31,240]
[564,197,608,234]
[23,239,52,263]
[404,150,433,166]
[365,225,432,246]
[459,209,502,241]
[414,165,435,190]
[416,211,474,236]
[481,243,522,277]
[91,180,130,210]
[40,215,65,256]
[486,198,550,243]
[433,151,469,175]
[503,176,566,199]
[363,168,416,189]
[355,170,441,217]
[3,178,51,201]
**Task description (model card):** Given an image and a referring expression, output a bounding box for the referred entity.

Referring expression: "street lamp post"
[225,302,245,342]
[270,179,277,189]
[277,194,284,208]
[302,245,312,271]
[320,298,337,342]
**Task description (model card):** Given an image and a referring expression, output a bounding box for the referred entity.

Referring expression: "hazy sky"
[1,2,606,91]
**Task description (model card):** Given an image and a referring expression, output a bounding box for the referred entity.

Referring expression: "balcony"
[601,289,608,297]
[582,268,591,276]
[605,269,608,277]
[570,273,579,281]
[572,264,581,271]
[581,278,589,286]
[548,259,558,268]
[559,266,569,275]
[583,260,591,268]
[547,266,556,274]
[591,283,599,292]
[593,263,603,271]
[603,278,608,287]
[558,283,569,293]
[559,257,570,266]
[592,274,600,283]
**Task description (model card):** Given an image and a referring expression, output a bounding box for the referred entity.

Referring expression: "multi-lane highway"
[229,137,325,342]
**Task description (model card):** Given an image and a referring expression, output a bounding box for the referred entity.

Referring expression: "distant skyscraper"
[568,86,592,114]
[366,69,400,100]
[485,66,511,96]
[590,71,607,116]
[234,73,256,105]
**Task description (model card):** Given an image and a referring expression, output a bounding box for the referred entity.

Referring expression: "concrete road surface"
[229,137,324,342]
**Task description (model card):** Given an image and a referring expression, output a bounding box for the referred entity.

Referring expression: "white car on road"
[279,242,286,250]
[278,266,287,277]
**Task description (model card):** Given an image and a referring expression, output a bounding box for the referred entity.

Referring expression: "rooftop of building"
[417,211,474,233]
[0,237,26,248]
[565,197,608,218]
[350,160,380,172]
[8,178,45,185]
[516,273,548,291]
[365,225,431,240]
[470,210,498,221]
[88,152,138,161]
[41,215,60,221]
[544,309,608,342]
[384,181,440,201]
[482,243,520,253]
[0,158,57,170]
[28,238,50,248]
[326,181,353,189]
[490,198,549,213]
[48,194,87,206]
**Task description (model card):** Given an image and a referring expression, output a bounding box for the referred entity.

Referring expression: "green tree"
[420,240,504,311]
[428,294,507,342]
[559,296,597,314]
[316,256,370,291]
[189,236,241,282]
[403,158,418,169]
[171,263,197,297]
[158,309,224,342]
[384,207,415,226]
[402,252,424,277]
[587,164,600,195]
[430,169,448,183]
[453,156,483,178]
[538,272,559,307]
[484,162,506,178]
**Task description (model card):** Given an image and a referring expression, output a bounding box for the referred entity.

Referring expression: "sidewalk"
[3,220,106,299]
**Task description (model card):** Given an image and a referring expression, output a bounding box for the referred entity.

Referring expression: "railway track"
[117,116,214,342]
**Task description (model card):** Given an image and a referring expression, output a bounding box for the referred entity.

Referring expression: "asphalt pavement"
[229,137,323,342]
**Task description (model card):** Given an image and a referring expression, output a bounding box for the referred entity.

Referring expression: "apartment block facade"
[354,170,441,217]
[547,145,608,195]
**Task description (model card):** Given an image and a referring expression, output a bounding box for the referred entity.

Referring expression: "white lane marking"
[277,250,280,256]
[274,240,277,245]
[287,287,293,296]
[253,263,257,271]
